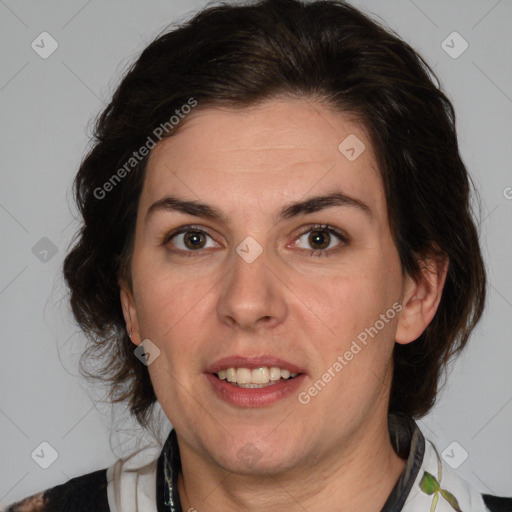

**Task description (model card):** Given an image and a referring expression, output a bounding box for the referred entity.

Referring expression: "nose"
[216,245,288,331]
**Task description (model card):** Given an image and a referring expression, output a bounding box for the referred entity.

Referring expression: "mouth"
[205,356,306,385]
[213,366,303,388]
[205,371,306,408]
[204,356,306,405]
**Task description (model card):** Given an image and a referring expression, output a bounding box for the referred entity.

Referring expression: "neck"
[176,413,406,512]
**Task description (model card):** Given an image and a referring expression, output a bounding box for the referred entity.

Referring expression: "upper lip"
[205,355,306,375]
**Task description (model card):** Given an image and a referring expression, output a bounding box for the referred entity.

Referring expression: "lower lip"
[205,373,306,408]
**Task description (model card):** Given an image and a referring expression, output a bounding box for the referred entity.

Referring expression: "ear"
[395,253,449,345]
[119,280,142,346]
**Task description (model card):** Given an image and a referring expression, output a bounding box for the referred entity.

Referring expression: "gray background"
[1,0,511,505]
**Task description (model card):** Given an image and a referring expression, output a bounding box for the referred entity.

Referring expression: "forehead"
[141,98,385,220]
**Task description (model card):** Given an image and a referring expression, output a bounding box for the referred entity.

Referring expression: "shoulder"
[409,436,512,512]
[4,468,109,512]
[482,493,512,512]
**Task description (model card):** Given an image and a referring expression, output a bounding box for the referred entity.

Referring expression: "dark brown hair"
[63,0,486,427]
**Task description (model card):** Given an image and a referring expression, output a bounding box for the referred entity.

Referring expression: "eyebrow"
[145,191,372,225]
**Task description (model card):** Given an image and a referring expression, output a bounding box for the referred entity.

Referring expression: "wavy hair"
[63,0,486,427]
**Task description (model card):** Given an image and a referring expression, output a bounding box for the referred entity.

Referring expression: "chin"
[207,435,304,476]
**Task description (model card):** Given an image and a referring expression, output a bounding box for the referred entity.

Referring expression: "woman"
[5,0,510,510]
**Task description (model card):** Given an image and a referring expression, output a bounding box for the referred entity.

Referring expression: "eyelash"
[162,223,349,258]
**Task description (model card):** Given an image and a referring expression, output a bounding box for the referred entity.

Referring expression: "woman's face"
[121,98,415,474]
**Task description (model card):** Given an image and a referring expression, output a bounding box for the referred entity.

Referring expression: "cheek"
[304,263,400,356]
[308,274,398,407]
[134,273,205,395]
[133,261,210,346]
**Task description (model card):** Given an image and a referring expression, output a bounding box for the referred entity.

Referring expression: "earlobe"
[395,254,449,345]
[119,282,142,346]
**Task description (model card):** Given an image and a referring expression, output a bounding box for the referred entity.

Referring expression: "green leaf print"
[420,472,440,495]
[419,471,463,512]
[439,489,462,512]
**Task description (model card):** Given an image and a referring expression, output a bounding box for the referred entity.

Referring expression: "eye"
[164,225,219,255]
[294,224,348,257]
[163,223,348,258]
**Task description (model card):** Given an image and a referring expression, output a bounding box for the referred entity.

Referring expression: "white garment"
[403,439,491,512]
[106,443,161,512]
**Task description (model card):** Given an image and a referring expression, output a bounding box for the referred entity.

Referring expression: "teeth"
[236,368,253,385]
[269,367,281,381]
[215,367,299,387]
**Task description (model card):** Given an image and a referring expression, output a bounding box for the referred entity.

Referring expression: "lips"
[204,355,307,375]
[205,372,307,407]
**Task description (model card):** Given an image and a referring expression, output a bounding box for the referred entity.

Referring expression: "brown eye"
[294,225,348,257]
[166,227,218,254]
[183,231,207,250]
[308,230,331,250]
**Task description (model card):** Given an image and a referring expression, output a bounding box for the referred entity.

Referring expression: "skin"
[120,97,448,511]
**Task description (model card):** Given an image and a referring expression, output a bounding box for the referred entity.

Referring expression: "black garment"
[483,495,512,512]
[4,469,109,512]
